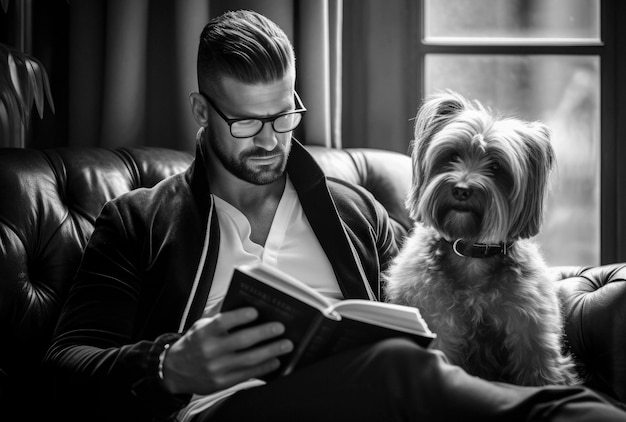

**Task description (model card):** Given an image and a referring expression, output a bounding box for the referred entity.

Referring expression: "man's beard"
[207,126,290,185]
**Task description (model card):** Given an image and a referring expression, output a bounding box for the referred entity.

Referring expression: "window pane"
[425,55,600,266]
[424,0,600,41]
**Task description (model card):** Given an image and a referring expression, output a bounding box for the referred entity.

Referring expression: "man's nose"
[253,122,279,151]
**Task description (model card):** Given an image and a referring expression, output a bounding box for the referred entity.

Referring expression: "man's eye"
[234,119,259,128]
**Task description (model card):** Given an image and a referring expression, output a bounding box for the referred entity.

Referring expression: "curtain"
[62,0,341,151]
[296,0,342,148]
[67,0,208,151]
[341,0,414,154]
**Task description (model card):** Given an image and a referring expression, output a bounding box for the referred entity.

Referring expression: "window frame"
[410,0,626,264]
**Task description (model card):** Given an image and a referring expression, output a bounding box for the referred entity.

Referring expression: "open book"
[221,262,436,380]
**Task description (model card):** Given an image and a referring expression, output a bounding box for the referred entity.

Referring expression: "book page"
[329,299,435,337]
[237,263,335,312]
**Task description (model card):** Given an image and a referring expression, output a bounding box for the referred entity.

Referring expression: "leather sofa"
[1,145,625,418]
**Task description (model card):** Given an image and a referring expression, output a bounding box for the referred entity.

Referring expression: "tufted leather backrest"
[306,146,413,242]
[0,147,193,409]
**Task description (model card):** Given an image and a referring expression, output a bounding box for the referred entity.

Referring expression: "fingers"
[162,307,294,395]
[203,338,294,389]
[199,307,260,334]
[208,334,294,374]
[192,308,288,356]
[219,319,286,353]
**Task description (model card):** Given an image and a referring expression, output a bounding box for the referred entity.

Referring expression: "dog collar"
[448,238,514,258]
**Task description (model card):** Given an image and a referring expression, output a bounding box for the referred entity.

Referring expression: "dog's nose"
[452,185,472,201]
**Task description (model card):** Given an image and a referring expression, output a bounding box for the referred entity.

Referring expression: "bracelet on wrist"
[157,343,171,381]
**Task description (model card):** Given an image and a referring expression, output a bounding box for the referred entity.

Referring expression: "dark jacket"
[43,140,399,421]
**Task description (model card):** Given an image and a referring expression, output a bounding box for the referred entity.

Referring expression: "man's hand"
[161,307,293,395]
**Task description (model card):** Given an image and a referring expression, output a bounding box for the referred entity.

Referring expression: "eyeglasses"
[200,91,307,139]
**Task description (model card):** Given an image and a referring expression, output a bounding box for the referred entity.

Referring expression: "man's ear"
[190,92,210,127]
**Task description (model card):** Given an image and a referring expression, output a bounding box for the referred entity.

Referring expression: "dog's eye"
[489,162,501,174]
[450,153,460,163]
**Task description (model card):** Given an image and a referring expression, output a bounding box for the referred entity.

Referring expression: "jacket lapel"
[180,140,220,332]
[288,142,373,300]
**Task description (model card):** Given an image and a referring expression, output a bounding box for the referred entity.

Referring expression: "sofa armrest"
[552,264,626,402]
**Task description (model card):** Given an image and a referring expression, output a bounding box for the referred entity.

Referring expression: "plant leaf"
[1,41,56,143]
[0,63,26,124]
[0,98,11,143]
[0,79,24,145]
[25,58,44,119]
[8,52,34,120]
[29,54,55,114]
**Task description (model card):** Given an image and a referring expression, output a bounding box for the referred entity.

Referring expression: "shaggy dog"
[384,90,580,386]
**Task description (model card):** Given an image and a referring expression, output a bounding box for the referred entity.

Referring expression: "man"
[44,9,626,422]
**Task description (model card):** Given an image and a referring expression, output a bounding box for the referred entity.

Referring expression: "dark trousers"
[201,338,626,422]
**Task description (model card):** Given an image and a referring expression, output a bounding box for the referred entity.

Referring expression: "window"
[415,0,623,266]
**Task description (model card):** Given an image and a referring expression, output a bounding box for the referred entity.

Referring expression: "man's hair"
[197,10,295,93]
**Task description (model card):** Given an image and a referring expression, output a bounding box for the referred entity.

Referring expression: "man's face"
[205,74,296,185]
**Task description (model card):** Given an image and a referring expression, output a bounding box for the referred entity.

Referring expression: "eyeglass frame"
[200,90,307,139]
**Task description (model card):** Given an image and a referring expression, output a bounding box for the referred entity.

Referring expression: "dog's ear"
[407,90,469,221]
[513,121,556,238]
[412,90,468,148]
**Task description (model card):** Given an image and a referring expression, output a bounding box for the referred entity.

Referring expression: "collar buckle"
[451,238,514,258]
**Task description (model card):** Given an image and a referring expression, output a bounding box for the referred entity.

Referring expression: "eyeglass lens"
[231,113,302,138]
